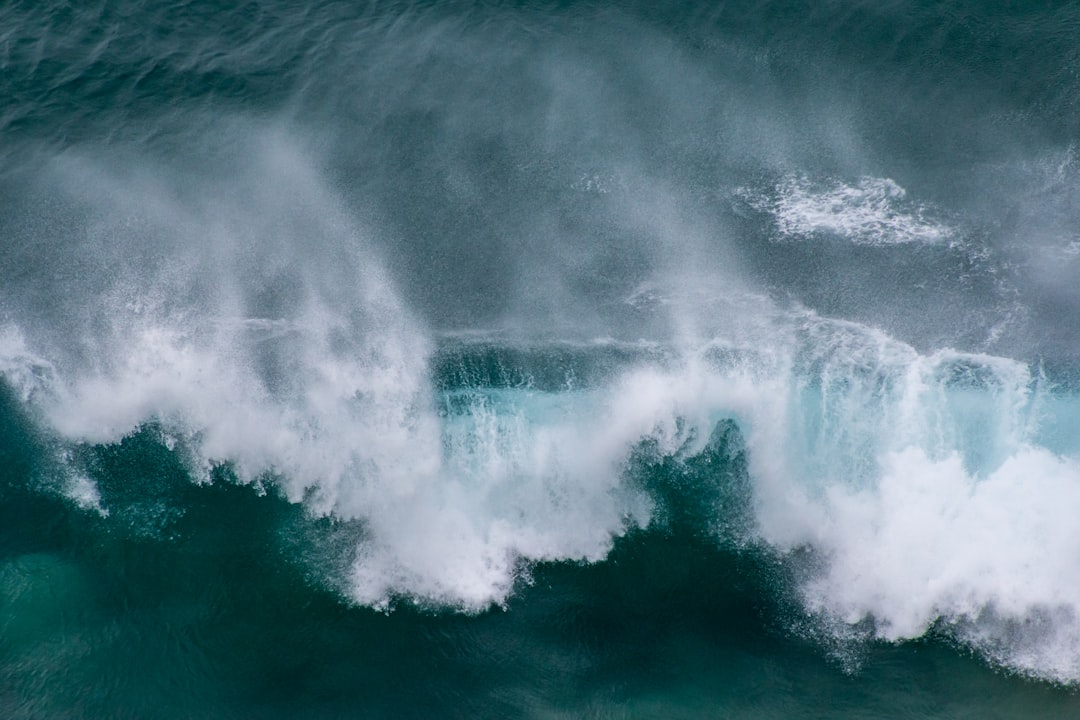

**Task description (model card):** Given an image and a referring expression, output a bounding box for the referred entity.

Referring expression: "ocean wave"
[7,291,1080,682]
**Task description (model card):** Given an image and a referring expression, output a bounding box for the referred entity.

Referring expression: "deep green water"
[5,1,1080,717]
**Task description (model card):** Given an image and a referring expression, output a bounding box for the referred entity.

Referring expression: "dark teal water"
[4,1,1080,717]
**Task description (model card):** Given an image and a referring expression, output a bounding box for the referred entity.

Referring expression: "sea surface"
[4,1,1080,717]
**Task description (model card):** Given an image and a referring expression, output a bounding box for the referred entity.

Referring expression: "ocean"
[3,1,1080,717]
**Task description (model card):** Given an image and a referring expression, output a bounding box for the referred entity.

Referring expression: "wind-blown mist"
[4,0,1080,692]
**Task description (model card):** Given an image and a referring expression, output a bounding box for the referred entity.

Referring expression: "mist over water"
[4,1,1080,715]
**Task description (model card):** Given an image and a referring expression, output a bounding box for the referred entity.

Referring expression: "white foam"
[748,175,953,246]
[64,472,106,514]
[799,445,1080,682]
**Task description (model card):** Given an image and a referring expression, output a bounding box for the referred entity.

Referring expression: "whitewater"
[4,1,1080,716]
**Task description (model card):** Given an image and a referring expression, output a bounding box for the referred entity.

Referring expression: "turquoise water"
[5,1,1080,717]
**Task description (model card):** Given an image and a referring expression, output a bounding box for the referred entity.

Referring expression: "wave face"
[5,0,1080,715]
